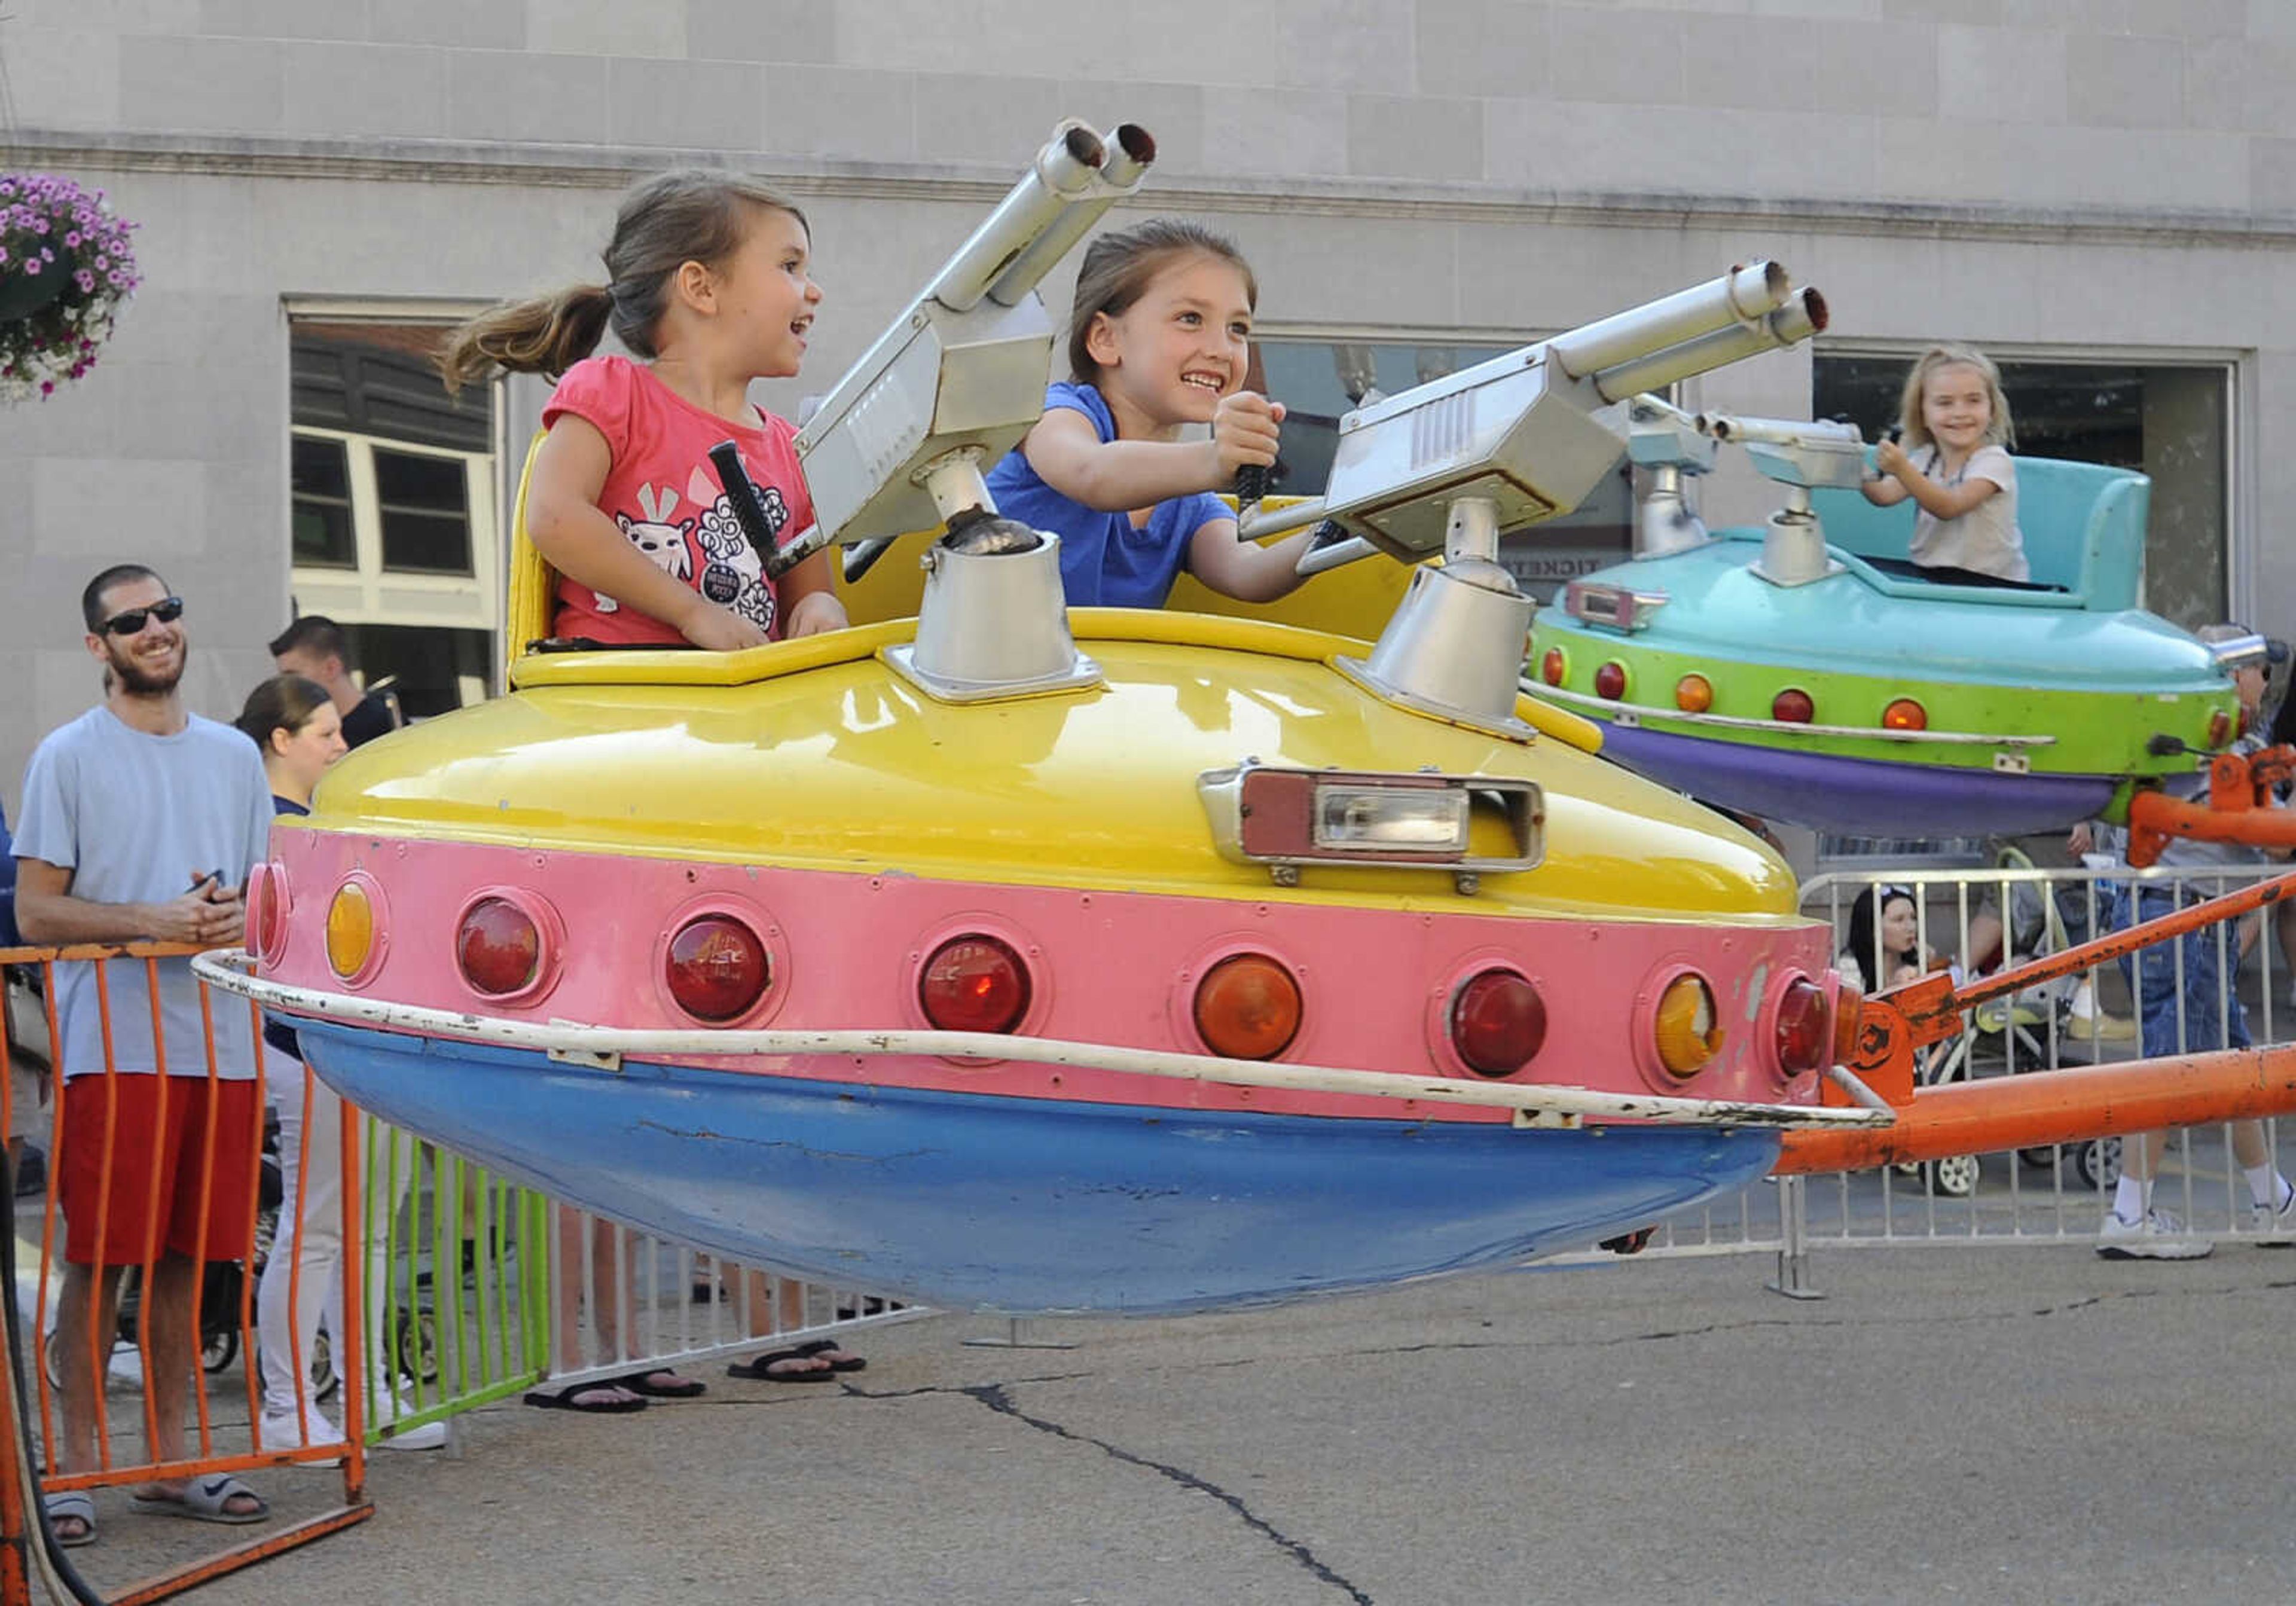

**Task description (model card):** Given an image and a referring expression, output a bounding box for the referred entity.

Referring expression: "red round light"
[1772,688,1815,723]
[1882,697,1927,732]
[1593,661,1627,701]
[1541,647,1567,686]
[248,865,286,961]
[1774,977,1830,1076]
[1449,969,1547,1078]
[919,935,1030,1035]
[665,915,770,1022]
[457,897,542,997]
[1193,954,1302,1060]
[2208,710,2232,747]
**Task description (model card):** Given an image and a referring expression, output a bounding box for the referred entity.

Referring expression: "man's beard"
[106,638,185,695]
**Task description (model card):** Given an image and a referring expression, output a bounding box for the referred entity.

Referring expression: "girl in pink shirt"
[440,171,847,648]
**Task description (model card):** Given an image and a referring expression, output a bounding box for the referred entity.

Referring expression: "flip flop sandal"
[617,1368,707,1399]
[43,1490,96,1549]
[130,1474,269,1525]
[726,1347,837,1382]
[793,1338,868,1373]
[522,1381,647,1414]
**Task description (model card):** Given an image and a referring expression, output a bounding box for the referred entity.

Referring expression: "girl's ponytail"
[436,284,614,393]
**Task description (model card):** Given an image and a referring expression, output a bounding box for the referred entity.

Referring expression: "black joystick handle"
[1234,463,1269,522]
[707,440,815,581]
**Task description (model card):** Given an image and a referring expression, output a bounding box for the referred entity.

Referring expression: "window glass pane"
[1257,337,1632,602]
[375,448,472,575]
[290,434,355,567]
[1812,355,2228,630]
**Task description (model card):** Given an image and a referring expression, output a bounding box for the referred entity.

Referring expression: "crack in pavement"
[959,1381,1374,1606]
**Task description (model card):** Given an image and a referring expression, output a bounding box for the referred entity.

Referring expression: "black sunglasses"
[101,596,185,636]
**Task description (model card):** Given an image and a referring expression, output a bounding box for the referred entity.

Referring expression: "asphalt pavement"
[44,1238,2296,1605]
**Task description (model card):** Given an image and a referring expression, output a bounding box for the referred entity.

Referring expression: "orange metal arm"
[2126,743,2296,868]
[1779,1044,2296,1174]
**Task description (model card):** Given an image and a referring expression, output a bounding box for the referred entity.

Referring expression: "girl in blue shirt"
[985,219,1316,608]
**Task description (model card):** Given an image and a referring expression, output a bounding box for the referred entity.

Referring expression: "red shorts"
[57,1074,261,1268]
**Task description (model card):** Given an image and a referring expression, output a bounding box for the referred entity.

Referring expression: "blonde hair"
[1066,218,1257,384]
[437,170,807,393]
[1897,343,2014,452]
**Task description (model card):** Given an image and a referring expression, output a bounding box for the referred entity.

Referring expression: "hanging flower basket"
[0,173,140,403]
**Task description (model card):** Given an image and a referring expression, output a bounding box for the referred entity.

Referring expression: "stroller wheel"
[1924,1155,1981,1197]
[2074,1135,2123,1192]
[201,1327,238,1374]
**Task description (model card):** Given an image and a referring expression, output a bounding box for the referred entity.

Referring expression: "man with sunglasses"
[10,564,274,1543]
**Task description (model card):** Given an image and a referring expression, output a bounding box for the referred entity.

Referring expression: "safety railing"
[1620,856,2296,1286]
[0,939,370,1603]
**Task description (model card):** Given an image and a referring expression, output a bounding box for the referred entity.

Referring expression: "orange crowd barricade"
[0,939,371,1605]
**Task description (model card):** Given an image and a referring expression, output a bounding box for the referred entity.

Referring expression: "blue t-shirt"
[12,706,273,1079]
[984,381,1234,608]
[0,798,19,949]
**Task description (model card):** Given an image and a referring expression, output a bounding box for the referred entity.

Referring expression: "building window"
[1813,353,2233,631]
[1255,337,1632,602]
[374,446,474,575]
[286,319,500,709]
[291,434,356,568]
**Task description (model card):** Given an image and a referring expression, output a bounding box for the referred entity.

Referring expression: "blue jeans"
[2130,884,2251,1060]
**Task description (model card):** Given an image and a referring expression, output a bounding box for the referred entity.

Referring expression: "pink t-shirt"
[541,354,817,646]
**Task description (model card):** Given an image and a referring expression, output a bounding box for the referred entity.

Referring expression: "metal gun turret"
[778,121,1156,581]
[1238,262,1825,564]
[1693,411,1869,587]
[1625,394,1717,557]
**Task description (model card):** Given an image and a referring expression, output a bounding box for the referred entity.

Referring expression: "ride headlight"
[1314,786,1469,851]
[1198,763,1542,890]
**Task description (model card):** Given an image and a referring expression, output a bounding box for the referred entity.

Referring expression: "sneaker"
[258,1405,346,1464]
[2252,1184,2296,1246]
[2096,1207,2214,1260]
[372,1386,447,1452]
[2066,1008,2137,1042]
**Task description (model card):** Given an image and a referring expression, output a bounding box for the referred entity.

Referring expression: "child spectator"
[1862,343,2028,584]
[984,218,1316,609]
[437,169,847,648]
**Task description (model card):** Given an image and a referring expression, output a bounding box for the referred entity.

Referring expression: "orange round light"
[1832,976,1865,1068]
[1653,973,1723,1079]
[1449,969,1546,1077]
[665,915,771,1022]
[1540,647,1567,687]
[458,897,542,998]
[1193,954,1301,1061]
[919,935,1030,1035]
[1594,661,1628,701]
[1882,697,1927,732]
[1772,688,1815,723]
[1674,673,1714,714]
[325,882,374,981]
[1773,977,1830,1076]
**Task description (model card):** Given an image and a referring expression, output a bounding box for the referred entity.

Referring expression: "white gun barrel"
[927,121,1110,314]
[1694,411,1864,449]
[984,124,1157,307]
[1546,261,1790,383]
[1589,289,1827,402]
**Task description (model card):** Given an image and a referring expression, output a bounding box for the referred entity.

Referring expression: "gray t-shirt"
[12,706,273,1079]
[1907,443,2027,582]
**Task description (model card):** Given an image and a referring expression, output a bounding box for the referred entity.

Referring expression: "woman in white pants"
[240,674,443,1452]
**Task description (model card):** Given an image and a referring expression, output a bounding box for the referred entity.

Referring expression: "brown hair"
[1897,343,2015,452]
[436,170,808,392]
[1065,218,1258,384]
[234,674,334,754]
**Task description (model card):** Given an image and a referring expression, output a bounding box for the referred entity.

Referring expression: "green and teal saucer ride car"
[1525,408,2243,838]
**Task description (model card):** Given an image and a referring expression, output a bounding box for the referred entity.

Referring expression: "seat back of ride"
[1806,455,2151,609]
